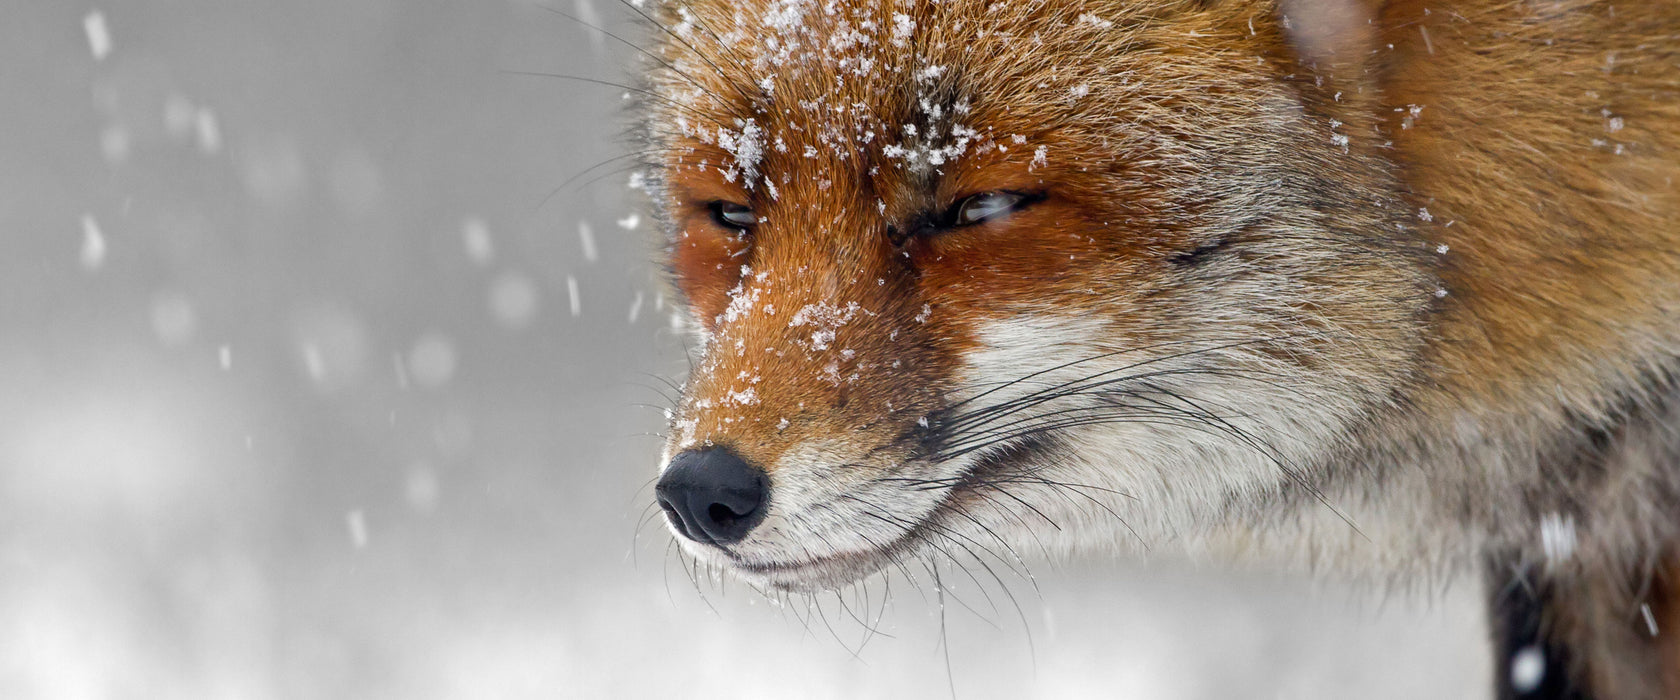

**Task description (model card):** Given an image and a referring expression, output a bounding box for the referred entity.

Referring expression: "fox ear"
[1275,0,1380,66]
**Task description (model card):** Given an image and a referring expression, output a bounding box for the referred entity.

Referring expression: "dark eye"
[709,201,756,231]
[952,191,1034,226]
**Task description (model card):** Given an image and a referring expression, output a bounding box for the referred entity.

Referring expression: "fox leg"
[1490,556,1680,700]
[1490,560,1589,700]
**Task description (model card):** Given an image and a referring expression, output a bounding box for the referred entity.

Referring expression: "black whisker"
[533,3,735,108]
[605,0,764,110]
[499,69,729,129]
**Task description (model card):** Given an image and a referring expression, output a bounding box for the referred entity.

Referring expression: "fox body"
[635,0,1680,695]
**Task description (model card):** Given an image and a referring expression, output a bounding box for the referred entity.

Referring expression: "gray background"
[2,1,1489,697]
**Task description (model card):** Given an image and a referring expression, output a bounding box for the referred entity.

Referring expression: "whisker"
[630,500,665,566]
[842,492,1035,588]
[938,339,1310,438]
[937,389,1233,454]
[553,149,673,194]
[808,591,861,659]
[849,507,999,619]
[533,3,736,108]
[606,0,764,109]
[499,69,729,129]
[931,563,959,700]
[661,538,680,608]
[940,333,1317,419]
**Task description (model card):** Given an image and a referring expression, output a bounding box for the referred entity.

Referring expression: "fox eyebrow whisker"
[500,69,732,131]
[604,0,765,111]
[532,3,737,109]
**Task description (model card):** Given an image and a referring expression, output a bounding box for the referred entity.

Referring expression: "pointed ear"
[1276,0,1380,67]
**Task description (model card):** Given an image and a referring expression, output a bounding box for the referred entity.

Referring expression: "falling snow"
[462,218,494,265]
[628,290,644,323]
[16,1,1531,696]
[79,214,106,270]
[1510,646,1545,694]
[83,11,111,61]
[1540,513,1578,564]
[149,292,198,346]
[99,124,129,164]
[346,510,369,549]
[407,333,458,388]
[165,94,197,137]
[194,108,221,153]
[578,221,599,263]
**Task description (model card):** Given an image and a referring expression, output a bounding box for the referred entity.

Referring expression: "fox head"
[638,0,1435,590]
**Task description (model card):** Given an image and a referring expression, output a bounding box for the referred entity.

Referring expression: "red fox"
[633,0,1680,696]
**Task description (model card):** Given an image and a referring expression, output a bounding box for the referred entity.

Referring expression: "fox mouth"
[721,484,952,591]
[726,545,904,591]
[722,511,945,592]
[719,439,1053,592]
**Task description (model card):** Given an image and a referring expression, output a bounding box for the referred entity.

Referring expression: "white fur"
[672,310,1415,590]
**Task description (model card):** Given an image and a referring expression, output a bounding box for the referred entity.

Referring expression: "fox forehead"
[640,0,1255,201]
[648,9,1025,208]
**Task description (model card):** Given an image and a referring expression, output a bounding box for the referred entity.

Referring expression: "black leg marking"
[1490,563,1589,700]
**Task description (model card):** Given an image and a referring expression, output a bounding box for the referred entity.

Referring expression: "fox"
[628,0,1680,696]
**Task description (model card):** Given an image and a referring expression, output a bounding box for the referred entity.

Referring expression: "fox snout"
[656,448,770,546]
[654,255,955,574]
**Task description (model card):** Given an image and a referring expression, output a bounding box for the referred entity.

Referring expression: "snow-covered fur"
[633,0,1680,695]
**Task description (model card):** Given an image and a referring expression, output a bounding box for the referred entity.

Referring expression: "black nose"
[656,448,770,546]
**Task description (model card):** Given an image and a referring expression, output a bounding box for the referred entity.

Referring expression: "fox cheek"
[668,219,754,332]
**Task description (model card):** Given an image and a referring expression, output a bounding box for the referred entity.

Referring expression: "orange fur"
[637,0,1680,694]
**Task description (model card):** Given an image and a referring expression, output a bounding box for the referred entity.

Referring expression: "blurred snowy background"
[1,1,1490,698]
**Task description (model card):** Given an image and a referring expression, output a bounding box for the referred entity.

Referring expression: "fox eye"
[951,191,1034,226]
[709,201,756,231]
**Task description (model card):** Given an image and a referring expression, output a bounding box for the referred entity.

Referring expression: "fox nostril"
[656,448,770,546]
[707,502,744,528]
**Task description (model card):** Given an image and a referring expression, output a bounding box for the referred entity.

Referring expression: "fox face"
[643,0,1434,591]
